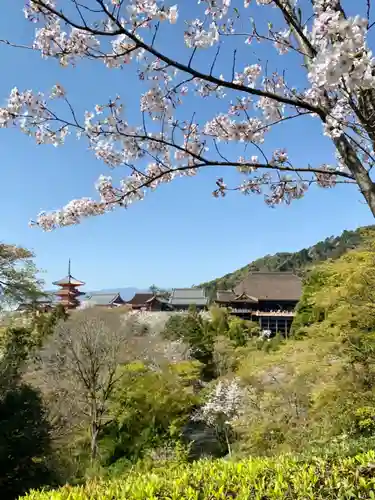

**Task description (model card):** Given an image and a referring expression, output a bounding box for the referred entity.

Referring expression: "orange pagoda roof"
[52,275,85,287]
[53,259,85,287]
[54,288,83,297]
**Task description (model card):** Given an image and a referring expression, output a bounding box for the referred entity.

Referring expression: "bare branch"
[0,39,34,50]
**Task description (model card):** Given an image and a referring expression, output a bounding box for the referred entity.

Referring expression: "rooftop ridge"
[173,287,205,290]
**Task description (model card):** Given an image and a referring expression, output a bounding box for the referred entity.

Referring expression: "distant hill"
[45,287,149,302]
[200,225,375,296]
[84,288,149,301]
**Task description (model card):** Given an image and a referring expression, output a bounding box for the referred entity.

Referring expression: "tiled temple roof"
[233,272,302,301]
[169,288,208,306]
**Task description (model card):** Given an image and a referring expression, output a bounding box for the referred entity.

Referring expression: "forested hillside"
[200,225,375,294]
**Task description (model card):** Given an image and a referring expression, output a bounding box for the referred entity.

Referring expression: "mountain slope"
[200,225,375,295]
[84,288,149,301]
[44,288,149,302]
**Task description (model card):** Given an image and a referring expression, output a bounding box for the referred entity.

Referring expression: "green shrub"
[353,406,375,436]
[22,450,375,499]
[98,362,199,466]
[0,384,56,500]
[227,317,250,347]
[162,312,215,379]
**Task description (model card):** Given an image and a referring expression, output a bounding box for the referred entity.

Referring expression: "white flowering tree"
[192,378,243,455]
[2,0,375,228]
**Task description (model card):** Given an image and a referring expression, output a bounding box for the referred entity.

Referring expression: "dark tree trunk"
[334,135,375,218]
[90,421,99,462]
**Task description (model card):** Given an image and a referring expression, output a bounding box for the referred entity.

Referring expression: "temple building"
[17,293,55,313]
[215,272,302,335]
[53,260,85,310]
[169,288,208,311]
[126,292,172,311]
[82,292,125,308]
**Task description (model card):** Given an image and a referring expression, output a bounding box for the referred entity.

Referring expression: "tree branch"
[31,0,324,116]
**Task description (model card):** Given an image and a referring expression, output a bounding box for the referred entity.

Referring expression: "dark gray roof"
[35,293,56,303]
[19,293,56,305]
[169,288,208,306]
[83,292,124,306]
[216,290,236,302]
[234,272,302,301]
[233,292,259,303]
[127,293,154,305]
[215,290,259,303]
[145,295,170,304]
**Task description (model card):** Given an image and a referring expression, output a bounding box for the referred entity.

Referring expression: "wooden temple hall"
[215,272,302,335]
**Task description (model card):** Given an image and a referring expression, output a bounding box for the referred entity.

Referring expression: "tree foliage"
[0,384,55,500]
[100,361,200,469]
[20,450,375,500]
[162,307,259,380]
[0,244,43,309]
[163,310,216,379]
[0,323,55,500]
[229,242,375,458]
[293,238,375,338]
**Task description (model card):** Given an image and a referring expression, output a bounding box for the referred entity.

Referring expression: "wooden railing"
[230,308,295,317]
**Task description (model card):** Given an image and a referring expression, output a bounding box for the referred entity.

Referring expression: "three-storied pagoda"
[53,260,85,310]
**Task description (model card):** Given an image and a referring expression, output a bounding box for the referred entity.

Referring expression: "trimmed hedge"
[22,451,375,499]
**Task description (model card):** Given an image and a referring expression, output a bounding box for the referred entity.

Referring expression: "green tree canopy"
[0,325,55,499]
[100,361,200,468]
[293,240,375,338]
[0,244,44,309]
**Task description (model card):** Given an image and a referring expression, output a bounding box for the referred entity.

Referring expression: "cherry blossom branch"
[0,39,34,51]
[31,162,352,229]
[30,0,324,116]
[367,0,372,28]
[220,30,309,57]
[2,0,375,228]
[273,0,316,58]
[160,161,353,180]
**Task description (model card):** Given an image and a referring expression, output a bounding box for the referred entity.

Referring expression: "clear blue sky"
[0,1,373,291]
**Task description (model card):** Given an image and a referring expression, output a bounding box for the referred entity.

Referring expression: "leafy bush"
[353,406,375,436]
[22,450,375,499]
[293,242,375,339]
[0,384,55,500]
[99,362,200,466]
[213,336,244,376]
[0,324,56,499]
[209,307,260,347]
[163,311,215,379]
[227,316,258,347]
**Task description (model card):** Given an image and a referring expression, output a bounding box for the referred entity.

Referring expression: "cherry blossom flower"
[204,114,267,143]
[192,377,244,454]
[198,0,231,20]
[168,5,178,24]
[184,21,219,48]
